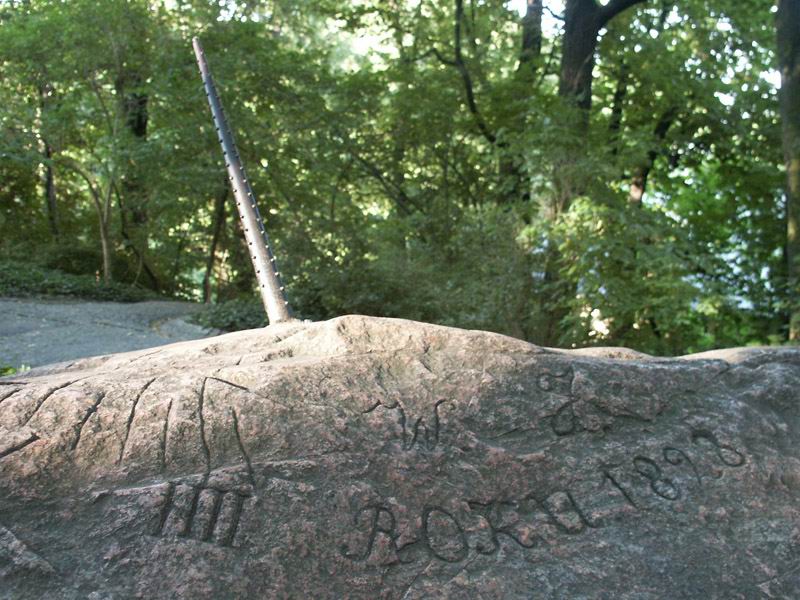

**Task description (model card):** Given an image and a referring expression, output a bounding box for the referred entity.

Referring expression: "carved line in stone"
[550,400,650,438]
[22,379,80,426]
[632,456,680,501]
[422,506,469,563]
[663,447,702,486]
[202,491,224,542]
[341,503,469,564]
[468,500,537,555]
[691,429,746,469]
[160,399,173,473]
[0,434,40,460]
[602,465,639,509]
[340,504,398,561]
[198,378,212,481]
[230,407,256,486]
[71,392,107,451]
[155,482,176,536]
[206,376,268,400]
[118,378,157,465]
[547,366,678,438]
[532,490,598,534]
[0,387,21,405]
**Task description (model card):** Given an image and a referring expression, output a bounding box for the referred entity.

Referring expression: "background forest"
[1,0,798,356]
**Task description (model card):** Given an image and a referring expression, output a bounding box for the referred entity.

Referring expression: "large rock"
[1,316,799,599]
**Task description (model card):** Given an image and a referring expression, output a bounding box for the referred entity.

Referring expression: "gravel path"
[0,298,215,369]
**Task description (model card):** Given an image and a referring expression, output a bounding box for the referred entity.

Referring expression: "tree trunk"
[114,183,161,292]
[559,0,603,114]
[203,185,228,303]
[38,84,59,238]
[115,72,151,277]
[777,0,800,340]
[99,214,112,284]
[628,107,676,205]
[518,0,543,75]
[64,161,114,283]
[608,60,629,156]
[43,141,59,237]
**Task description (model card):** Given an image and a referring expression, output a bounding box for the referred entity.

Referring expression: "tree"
[777,0,800,340]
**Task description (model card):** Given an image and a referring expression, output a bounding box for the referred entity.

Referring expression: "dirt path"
[0,298,215,369]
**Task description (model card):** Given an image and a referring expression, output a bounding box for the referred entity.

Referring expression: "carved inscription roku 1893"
[341,426,746,565]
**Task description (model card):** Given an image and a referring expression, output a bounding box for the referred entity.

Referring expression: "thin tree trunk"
[608,61,629,156]
[203,185,228,303]
[115,72,151,281]
[628,107,676,205]
[518,0,543,75]
[99,217,112,283]
[63,161,114,283]
[99,180,115,283]
[113,183,161,291]
[777,0,800,340]
[43,142,59,237]
[37,84,59,238]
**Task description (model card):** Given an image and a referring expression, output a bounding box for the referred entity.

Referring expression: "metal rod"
[192,37,293,324]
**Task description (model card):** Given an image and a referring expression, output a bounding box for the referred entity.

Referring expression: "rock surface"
[0,315,799,599]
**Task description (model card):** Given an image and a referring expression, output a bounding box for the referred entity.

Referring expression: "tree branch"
[59,158,103,215]
[599,0,649,27]
[628,106,677,204]
[430,47,456,66]
[335,132,421,214]
[543,5,565,22]
[453,0,496,144]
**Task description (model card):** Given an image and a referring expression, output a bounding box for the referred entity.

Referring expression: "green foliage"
[191,299,267,332]
[0,261,158,302]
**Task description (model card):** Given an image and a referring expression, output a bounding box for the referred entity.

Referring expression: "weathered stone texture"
[1,316,799,599]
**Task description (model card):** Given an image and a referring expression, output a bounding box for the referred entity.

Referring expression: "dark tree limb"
[203,182,228,303]
[347,146,420,215]
[452,0,496,144]
[608,61,629,156]
[599,0,649,27]
[629,106,677,205]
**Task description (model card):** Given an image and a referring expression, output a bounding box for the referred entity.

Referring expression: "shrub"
[0,261,159,302]
[190,298,267,332]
